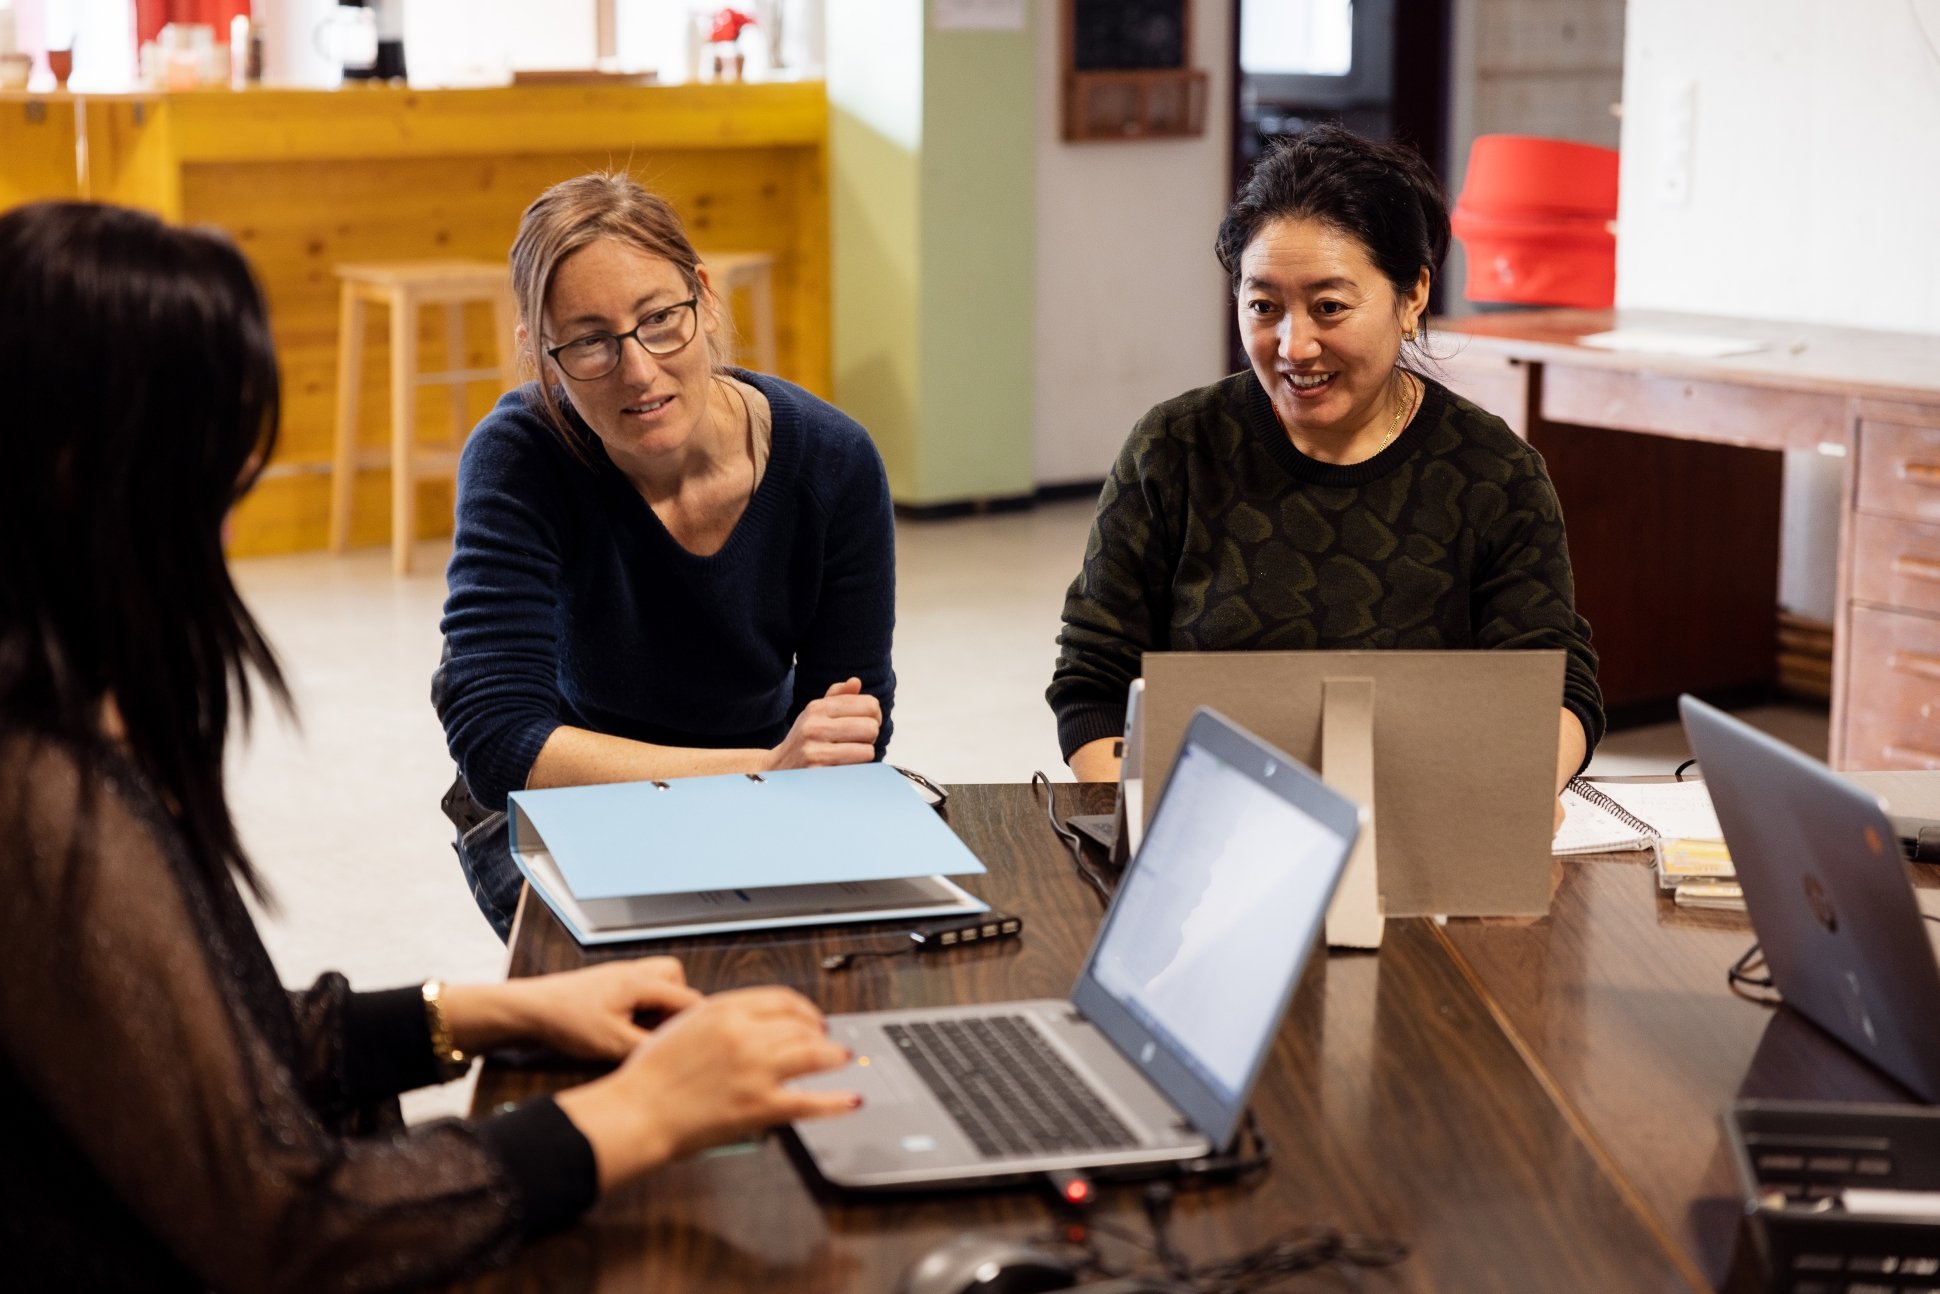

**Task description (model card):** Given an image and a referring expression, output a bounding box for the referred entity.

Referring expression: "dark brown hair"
[1217,125,1449,352]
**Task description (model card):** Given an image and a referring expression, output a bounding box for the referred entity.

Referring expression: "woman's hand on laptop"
[555,986,860,1191]
[439,958,703,1062]
[767,677,881,769]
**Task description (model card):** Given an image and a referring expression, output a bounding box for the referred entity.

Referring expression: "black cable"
[1142,1182,1192,1282]
[1092,1110,1273,1185]
[1084,1203,1408,1292]
[819,946,908,971]
[1192,1226,1411,1290]
[1729,914,1940,1001]
[1033,770,1113,908]
[1674,758,1698,781]
[1726,941,1778,1004]
[1033,1115,1400,1292]
[1041,1209,1409,1293]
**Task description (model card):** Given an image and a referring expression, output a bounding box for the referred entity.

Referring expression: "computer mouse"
[896,1233,1080,1294]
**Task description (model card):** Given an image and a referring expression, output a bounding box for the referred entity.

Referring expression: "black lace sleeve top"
[0,732,596,1292]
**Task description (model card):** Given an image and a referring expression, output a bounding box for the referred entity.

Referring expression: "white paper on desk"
[1554,779,1724,854]
[1576,328,1768,358]
[1554,789,1652,854]
[1598,780,1724,839]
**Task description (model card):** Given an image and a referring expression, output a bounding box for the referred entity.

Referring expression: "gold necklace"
[1378,373,1414,451]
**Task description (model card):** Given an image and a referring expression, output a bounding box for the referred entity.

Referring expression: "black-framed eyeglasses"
[544,298,699,381]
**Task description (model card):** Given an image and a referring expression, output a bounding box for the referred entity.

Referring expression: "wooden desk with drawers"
[1440,308,1940,769]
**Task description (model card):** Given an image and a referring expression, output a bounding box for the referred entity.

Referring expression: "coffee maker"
[341,0,407,82]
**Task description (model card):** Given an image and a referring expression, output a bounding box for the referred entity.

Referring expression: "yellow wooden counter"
[0,82,829,555]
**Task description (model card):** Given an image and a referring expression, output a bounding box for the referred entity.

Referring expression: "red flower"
[709,8,756,43]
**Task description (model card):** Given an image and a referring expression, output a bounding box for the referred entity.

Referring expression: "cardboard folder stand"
[1140,651,1564,948]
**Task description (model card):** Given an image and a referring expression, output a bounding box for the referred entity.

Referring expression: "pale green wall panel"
[828,0,925,498]
[915,12,1037,503]
[828,0,1037,505]
[831,107,923,498]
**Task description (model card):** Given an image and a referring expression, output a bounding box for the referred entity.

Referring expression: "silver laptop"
[1681,695,1940,1101]
[791,707,1363,1188]
[1068,677,1143,862]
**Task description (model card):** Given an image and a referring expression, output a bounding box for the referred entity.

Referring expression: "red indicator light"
[1065,1179,1091,1204]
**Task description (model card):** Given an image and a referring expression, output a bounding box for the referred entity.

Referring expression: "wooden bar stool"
[701,251,778,374]
[328,261,519,575]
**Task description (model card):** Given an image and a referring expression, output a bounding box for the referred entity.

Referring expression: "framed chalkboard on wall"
[1071,0,1188,70]
[1062,0,1208,141]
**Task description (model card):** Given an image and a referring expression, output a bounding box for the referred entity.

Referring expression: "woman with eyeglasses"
[0,200,858,1290]
[436,173,896,937]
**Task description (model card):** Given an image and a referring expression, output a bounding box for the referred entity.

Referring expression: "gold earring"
[1404,323,1418,341]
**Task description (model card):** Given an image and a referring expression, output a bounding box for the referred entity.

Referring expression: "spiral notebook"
[1553,778,1724,856]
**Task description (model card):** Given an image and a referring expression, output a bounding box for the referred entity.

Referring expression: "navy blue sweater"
[438,372,896,811]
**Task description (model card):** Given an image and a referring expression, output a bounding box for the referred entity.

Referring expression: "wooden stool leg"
[493,290,520,394]
[443,302,470,447]
[390,287,420,576]
[748,267,778,375]
[328,288,366,553]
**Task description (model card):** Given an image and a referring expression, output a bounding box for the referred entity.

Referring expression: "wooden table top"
[1438,307,1940,406]
[465,784,1702,1293]
[1439,848,1940,1290]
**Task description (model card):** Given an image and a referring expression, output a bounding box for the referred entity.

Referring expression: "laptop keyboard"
[885,1015,1138,1159]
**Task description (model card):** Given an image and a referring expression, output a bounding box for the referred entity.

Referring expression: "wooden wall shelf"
[1064,67,1208,141]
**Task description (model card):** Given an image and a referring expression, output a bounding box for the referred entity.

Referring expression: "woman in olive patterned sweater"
[1048,126,1603,820]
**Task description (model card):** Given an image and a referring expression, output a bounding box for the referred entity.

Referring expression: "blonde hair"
[507,171,733,459]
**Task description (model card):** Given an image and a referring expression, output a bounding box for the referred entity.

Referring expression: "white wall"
[1617,0,1940,332]
[1031,0,1234,485]
[402,0,598,84]
[1617,0,1940,618]
[826,0,923,150]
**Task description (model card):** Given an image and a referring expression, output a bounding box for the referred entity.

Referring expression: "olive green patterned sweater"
[1047,370,1604,762]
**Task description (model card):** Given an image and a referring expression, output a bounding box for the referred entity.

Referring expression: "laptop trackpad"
[813,1018,932,1107]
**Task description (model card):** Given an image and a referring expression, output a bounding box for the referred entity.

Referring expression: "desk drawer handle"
[1899,461,1940,487]
[1889,650,1940,680]
[1885,744,1940,768]
[1893,554,1940,582]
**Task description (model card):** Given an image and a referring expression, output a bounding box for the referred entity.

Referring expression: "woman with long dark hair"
[0,201,856,1290]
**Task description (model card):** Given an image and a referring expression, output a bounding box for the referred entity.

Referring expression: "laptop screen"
[1072,719,1356,1147]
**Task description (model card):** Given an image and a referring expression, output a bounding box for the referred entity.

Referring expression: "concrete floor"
[225,497,1828,1118]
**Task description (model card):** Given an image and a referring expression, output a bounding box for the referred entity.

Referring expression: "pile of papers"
[1555,777,1741,910]
[1656,837,1741,911]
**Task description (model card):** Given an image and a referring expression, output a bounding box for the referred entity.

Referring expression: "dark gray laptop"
[1681,695,1940,1101]
[790,707,1363,1188]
